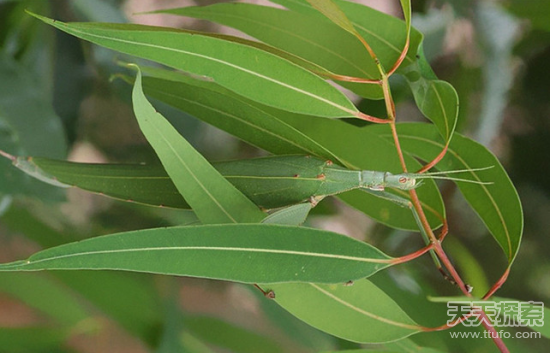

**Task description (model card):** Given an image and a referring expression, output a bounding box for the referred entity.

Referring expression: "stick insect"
[0,151,491,210]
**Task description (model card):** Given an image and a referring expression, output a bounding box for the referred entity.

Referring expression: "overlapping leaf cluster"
[0,0,524,346]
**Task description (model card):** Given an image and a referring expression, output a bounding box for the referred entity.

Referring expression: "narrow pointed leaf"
[134,68,343,164]
[6,156,188,208]
[399,46,458,142]
[265,280,420,343]
[0,224,392,283]
[267,0,456,142]
[2,154,346,211]
[132,68,264,223]
[155,2,382,98]
[29,12,358,118]
[368,123,523,264]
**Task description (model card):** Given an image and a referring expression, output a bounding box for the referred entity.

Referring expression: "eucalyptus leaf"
[29,12,359,118]
[399,46,458,142]
[269,0,422,71]
[153,2,382,99]
[134,69,343,163]
[132,67,265,224]
[265,280,420,343]
[0,224,392,284]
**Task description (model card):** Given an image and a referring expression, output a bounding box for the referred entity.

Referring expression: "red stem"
[483,267,510,300]
[416,143,449,174]
[387,35,410,76]
[354,18,509,351]
[390,243,434,265]
[329,73,381,84]
[356,112,392,124]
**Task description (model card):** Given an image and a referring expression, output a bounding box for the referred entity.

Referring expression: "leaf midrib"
[58,23,357,116]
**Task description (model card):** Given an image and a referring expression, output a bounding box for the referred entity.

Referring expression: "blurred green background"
[0,0,548,352]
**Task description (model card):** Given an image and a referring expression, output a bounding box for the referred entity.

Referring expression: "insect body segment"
[0,152,493,210]
[382,173,419,190]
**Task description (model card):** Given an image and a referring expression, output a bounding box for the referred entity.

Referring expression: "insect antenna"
[412,166,494,185]
[419,165,494,176]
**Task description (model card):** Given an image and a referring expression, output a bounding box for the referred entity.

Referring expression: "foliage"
[0,0,546,352]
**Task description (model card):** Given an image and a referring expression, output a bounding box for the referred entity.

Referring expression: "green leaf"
[399,46,458,142]
[0,224,392,283]
[251,286,336,351]
[132,67,265,224]
[29,12,358,118]
[384,338,447,353]
[265,280,420,343]
[12,156,189,209]
[368,123,523,264]
[152,2,382,99]
[134,68,343,163]
[270,0,422,70]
